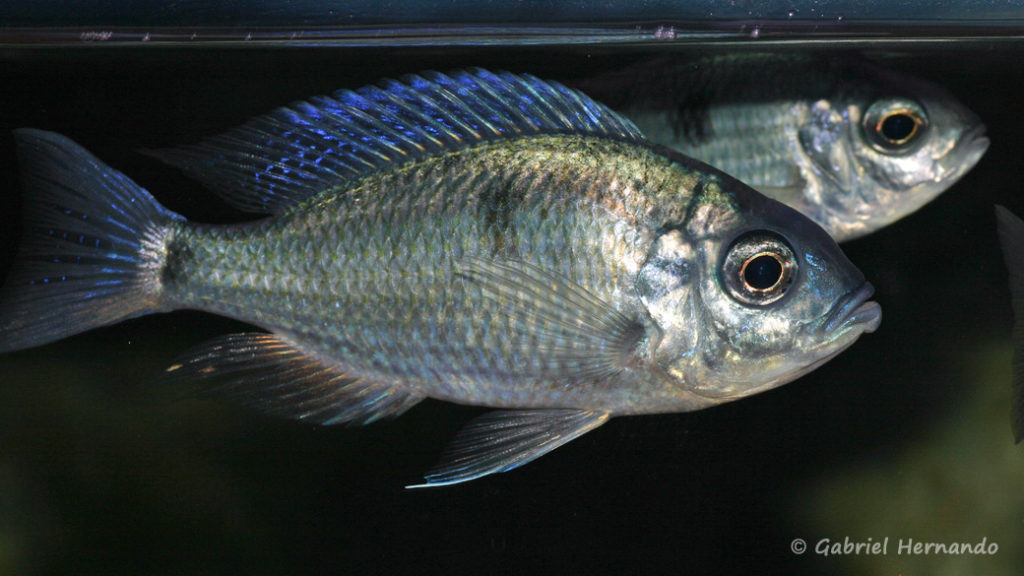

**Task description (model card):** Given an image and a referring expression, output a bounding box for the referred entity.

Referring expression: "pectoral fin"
[458,256,648,382]
[161,332,424,425]
[408,409,610,488]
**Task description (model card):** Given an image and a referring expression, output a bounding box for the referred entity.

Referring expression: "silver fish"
[577,53,989,241]
[994,205,1024,442]
[0,69,881,486]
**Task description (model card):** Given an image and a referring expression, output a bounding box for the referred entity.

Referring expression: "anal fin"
[161,332,423,426]
[408,409,610,488]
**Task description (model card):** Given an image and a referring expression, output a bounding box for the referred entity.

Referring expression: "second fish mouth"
[824,282,882,335]
[944,124,989,176]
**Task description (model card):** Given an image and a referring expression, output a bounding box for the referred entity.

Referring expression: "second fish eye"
[863,98,928,151]
[879,112,918,143]
[722,231,797,306]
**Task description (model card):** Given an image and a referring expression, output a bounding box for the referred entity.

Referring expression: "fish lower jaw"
[683,361,816,403]
[683,326,875,404]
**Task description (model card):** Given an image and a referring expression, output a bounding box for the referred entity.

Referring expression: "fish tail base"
[0,129,184,352]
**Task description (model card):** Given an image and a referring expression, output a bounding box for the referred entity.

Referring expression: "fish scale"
[160,137,671,409]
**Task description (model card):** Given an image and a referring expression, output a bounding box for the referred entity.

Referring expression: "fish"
[0,69,881,486]
[574,53,989,241]
[994,205,1024,442]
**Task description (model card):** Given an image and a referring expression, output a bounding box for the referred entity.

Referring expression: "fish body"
[0,70,880,485]
[578,53,989,241]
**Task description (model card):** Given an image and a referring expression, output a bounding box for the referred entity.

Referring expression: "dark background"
[0,42,1020,575]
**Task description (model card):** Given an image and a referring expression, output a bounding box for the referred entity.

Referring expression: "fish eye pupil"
[742,254,783,290]
[721,231,796,306]
[879,112,918,143]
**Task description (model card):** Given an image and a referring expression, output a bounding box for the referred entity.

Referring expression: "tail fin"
[0,129,184,353]
[995,205,1024,442]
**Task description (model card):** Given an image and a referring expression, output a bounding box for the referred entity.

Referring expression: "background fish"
[575,53,989,241]
[994,205,1024,442]
[0,69,880,486]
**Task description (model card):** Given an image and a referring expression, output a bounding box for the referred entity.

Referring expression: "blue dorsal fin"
[150,68,646,215]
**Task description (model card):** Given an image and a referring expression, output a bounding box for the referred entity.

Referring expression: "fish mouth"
[961,124,989,160]
[823,282,882,336]
[943,124,989,178]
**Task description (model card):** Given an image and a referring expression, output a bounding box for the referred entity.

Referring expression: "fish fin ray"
[160,332,424,425]
[408,409,610,487]
[150,69,645,215]
[458,256,647,382]
[995,205,1024,442]
[0,129,182,353]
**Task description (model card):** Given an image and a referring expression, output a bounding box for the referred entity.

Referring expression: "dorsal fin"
[150,68,645,215]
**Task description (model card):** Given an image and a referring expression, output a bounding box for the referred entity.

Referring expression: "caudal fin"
[0,129,184,353]
[995,205,1024,442]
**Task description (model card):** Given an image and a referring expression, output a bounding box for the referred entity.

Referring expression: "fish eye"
[863,98,928,152]
[880,113,917,142]
[721,231,797,306]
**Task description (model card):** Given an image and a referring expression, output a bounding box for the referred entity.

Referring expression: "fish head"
[640,174,881,404]
[799,69,988,241]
